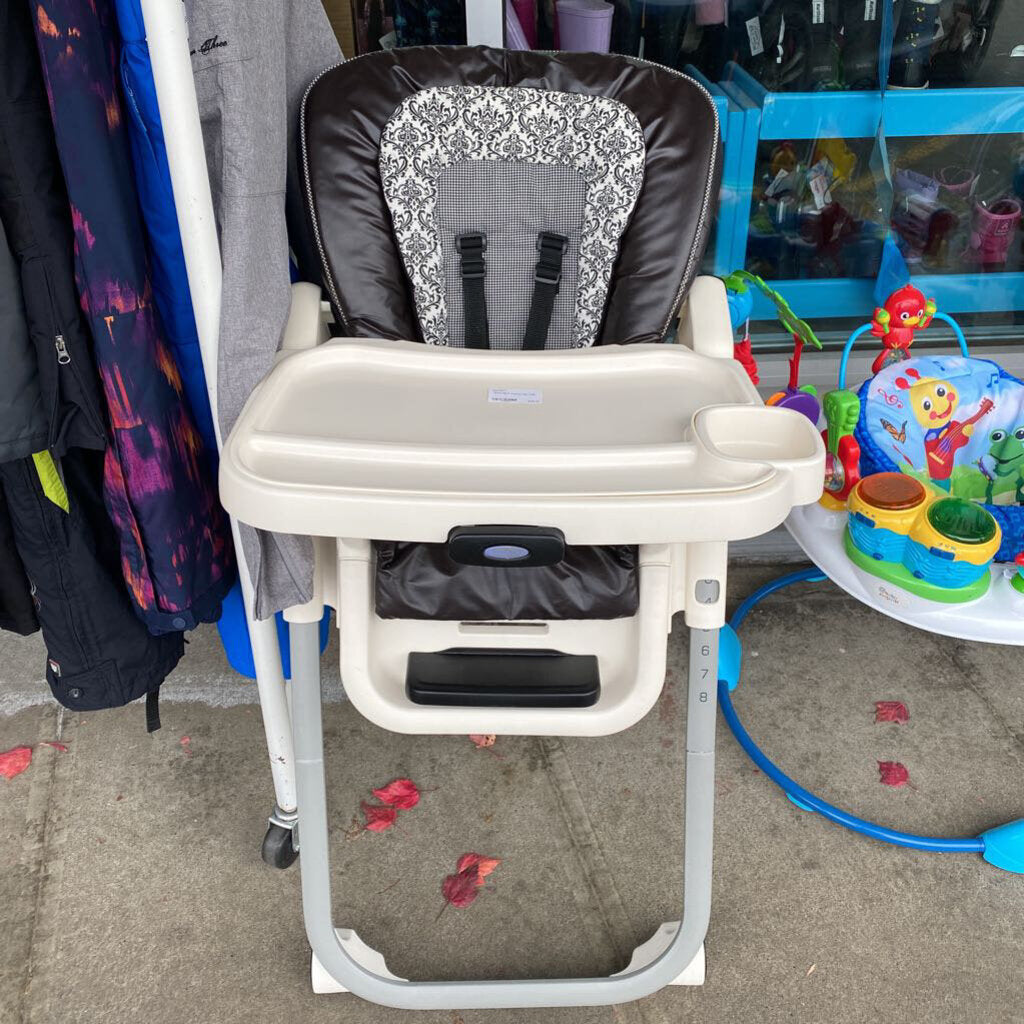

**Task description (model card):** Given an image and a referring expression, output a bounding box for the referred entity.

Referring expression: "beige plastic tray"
[220,338,824,545]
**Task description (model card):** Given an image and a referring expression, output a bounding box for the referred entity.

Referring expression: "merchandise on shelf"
[966,197,1022,268]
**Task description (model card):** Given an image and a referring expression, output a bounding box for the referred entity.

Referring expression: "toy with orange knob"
[821,389,861,508]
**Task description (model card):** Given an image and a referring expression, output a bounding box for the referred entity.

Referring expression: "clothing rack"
[136,0,503,853]
[138,0,296,827]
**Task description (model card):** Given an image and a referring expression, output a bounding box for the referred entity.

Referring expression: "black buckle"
[534,232,568,285]
[458,233,487,279]
[536,232,568,254]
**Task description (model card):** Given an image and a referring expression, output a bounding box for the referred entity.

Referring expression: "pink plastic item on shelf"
[695,0,728,25]
[967,198,1021,267]
[511,0,538,47]
[555,0,613,53]
[506,0,531,49]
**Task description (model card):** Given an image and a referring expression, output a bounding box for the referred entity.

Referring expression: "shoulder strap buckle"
[457,232,487,279]
[457,233,489,348]
[534,232,568,285]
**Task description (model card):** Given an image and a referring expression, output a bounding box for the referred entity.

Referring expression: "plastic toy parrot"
[870,284,937,374]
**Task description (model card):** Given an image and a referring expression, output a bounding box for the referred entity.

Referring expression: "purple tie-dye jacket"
[33,0,234,634]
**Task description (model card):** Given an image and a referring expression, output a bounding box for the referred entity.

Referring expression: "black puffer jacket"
[0,220,40,634]
[0,0,107,459]
[0,217,47,460]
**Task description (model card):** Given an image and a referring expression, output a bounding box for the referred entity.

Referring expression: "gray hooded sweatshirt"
[186,0,342,618]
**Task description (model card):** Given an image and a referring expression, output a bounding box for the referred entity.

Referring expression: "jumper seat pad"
[378,85,646,348]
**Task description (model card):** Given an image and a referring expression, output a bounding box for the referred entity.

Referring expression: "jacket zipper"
[298,51,720,342]
[38,259,108,438]
[55,335,71,365]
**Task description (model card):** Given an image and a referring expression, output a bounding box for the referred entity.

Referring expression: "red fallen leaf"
[878,761,909,787]
[441,852,501,912]
[41,741,68,752]
[372,778,420,810]
[875,701,909,725]
[457,852,501,884]
[0,745,32,779]
[361,801,397,832]
[469,734,496,749]
[441,867,481,909]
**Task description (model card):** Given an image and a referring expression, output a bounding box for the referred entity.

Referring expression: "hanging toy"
[870,282,937,374]
[723,271,822,424]
[725,276,759,385]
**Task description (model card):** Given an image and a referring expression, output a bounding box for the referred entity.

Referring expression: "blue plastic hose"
[720,568,985,854]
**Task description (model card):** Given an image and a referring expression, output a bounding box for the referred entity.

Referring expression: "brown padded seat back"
[301,45,721,345]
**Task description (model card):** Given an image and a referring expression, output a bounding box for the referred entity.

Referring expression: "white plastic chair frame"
[141,0,825,1004]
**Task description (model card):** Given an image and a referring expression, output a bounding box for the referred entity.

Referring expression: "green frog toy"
[979,425,1024,504]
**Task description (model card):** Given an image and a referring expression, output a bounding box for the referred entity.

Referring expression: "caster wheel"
[261,823,298,869]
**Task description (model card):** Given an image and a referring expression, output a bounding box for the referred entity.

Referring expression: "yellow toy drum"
[847,473,928,563]
[845,472,1001,601]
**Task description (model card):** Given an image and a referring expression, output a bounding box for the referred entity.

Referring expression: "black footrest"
[406,648,600,708]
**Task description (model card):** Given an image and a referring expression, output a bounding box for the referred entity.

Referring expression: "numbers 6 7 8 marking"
[697,637,713,703]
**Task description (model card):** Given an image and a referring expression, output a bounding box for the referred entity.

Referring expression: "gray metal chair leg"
[289,620,718,1009]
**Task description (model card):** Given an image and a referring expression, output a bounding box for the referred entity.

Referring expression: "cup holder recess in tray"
[691,405,824,496]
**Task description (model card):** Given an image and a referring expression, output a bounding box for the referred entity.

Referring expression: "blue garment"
[114,0,216,453]
[113,0,328,674]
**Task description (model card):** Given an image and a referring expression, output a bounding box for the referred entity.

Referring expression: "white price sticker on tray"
[488,387,542,405]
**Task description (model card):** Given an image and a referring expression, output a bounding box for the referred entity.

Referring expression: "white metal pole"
[466,0,505,46]
[139,0,297,816]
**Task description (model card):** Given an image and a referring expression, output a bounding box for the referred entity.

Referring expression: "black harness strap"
[145,688,161,733]
[457,233,489,349]
[523,232,568,351]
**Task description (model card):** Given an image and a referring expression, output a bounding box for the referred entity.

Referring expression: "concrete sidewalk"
[1,567,1022,1024]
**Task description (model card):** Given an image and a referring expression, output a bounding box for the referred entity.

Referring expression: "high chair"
[219,45,825,1009]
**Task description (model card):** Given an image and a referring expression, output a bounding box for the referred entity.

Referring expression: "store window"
[487,1,1024,358]
[346,0,468,52]
[321,3,1023,357]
